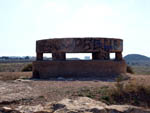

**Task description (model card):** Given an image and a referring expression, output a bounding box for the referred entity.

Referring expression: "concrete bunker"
[33,38,126,78]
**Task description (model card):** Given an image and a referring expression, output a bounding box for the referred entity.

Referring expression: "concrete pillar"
[92,52,110,60]
[104,52,110,60]
[115,52,122,60]
[52,52,66,60]
[92,52,103,60]
[36,52,43,61]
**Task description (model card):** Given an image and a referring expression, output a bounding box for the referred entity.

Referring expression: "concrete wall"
[36,38,123,61]
[32,60,126,78]
[36,38,123,53]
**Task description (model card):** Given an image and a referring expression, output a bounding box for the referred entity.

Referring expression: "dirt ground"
[0,72,150,109]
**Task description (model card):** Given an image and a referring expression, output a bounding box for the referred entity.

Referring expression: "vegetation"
[131,66,150,75]
[127,65,134,74]
[72,76,150,108]
[0,62,31,72]
[0,72,32,80]
[107,78,150,107]
[21,63,32,72]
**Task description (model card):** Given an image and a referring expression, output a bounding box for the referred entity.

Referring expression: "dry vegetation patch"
[0,62,31,72]
[107,76,150,107]
[69,74,150,108]
[0,72,32,81]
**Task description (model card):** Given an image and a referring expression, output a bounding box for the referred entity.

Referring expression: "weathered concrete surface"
[33,60,126,78]
[36,38,123,53]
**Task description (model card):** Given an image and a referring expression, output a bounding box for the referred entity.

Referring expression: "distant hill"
[124,54,150,74]
[124,54,150,61]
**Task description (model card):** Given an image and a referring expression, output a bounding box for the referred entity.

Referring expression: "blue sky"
[0,0,150,57]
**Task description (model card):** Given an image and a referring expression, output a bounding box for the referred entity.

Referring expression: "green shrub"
[21,63,32,72]
[127,65,134,74]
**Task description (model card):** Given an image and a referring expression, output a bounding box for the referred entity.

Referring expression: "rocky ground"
[0,73,150,113]
[1,97,150,113]
[0,77,112,105]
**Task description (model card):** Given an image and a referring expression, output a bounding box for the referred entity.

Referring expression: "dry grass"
[0,62,32,80]
[0,72,32,80]
[0,62,31,72]
[131,66,150,75]
[69,74,150,108]
[106,76,150,108]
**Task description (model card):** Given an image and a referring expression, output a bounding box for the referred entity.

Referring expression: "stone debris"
[16,104,44,113]
[1,97,150,113]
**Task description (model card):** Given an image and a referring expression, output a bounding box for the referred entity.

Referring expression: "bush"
[127,65,134,74]
[21,63,32,72]
[71,79,150,108]
[108,79,150,107]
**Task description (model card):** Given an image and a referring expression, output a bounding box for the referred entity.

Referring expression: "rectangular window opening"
[43,53,52,60]
[66,53,92,60]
